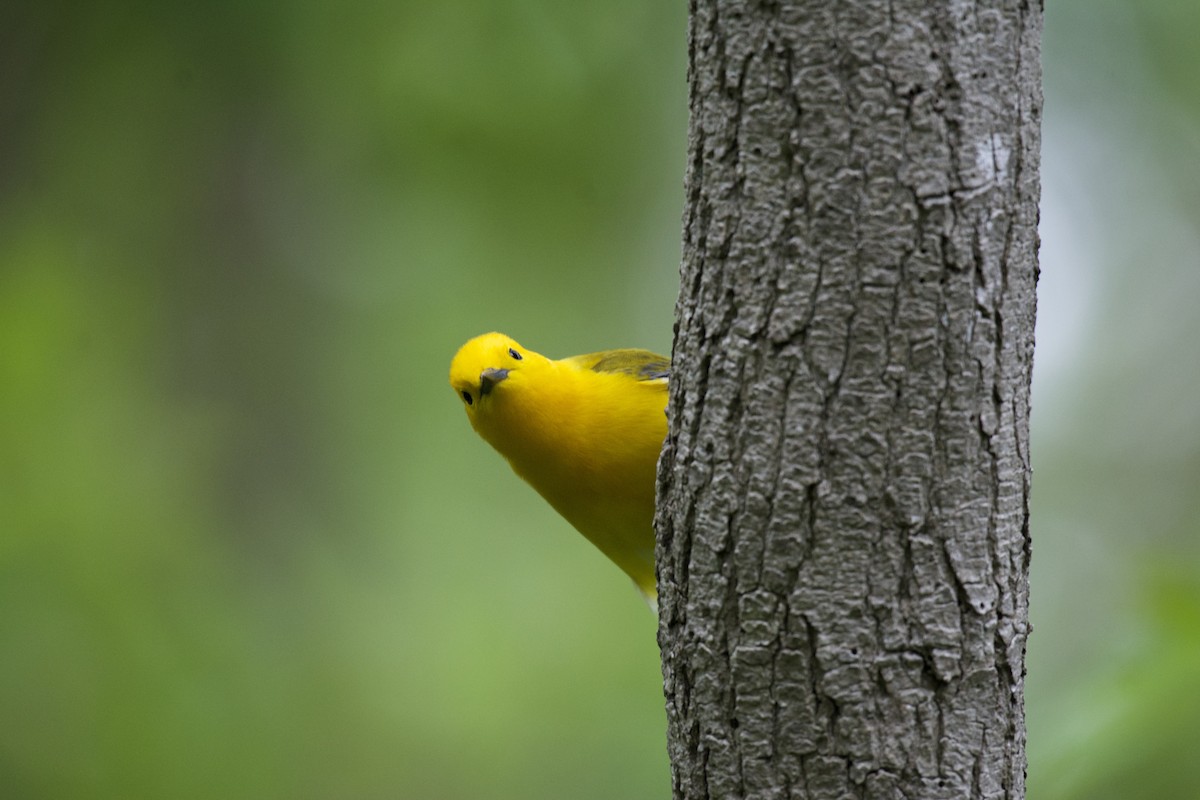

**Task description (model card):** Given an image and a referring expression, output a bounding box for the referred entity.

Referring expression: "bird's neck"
[477,361,583,473]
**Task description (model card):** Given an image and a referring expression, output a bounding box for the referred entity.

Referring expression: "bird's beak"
[479,368,509,397]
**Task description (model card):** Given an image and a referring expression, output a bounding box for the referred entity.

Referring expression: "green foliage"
[1,1,1197,798]
[1,3,680,798]
[1030,573,1200,800]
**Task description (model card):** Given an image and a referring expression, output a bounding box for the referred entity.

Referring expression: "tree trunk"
[655,2,1041,799]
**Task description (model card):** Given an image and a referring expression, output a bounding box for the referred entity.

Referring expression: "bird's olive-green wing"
[562,349,670,383]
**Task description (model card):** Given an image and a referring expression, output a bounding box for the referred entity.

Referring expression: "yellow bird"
[449,332,668,604]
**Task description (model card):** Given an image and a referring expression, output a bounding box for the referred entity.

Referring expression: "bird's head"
[449,332,543,421]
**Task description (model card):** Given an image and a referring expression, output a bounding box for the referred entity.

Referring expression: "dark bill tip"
[479,368,509,396]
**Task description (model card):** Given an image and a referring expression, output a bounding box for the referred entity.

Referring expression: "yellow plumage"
[449,332,668,603]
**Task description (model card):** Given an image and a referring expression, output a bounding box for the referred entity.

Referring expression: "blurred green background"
[1,2,1196,798]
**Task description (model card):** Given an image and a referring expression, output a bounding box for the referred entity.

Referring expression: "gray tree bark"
[655,2,1041,799]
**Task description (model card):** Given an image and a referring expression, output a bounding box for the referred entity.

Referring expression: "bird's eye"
[461,390,474,406]
[508,348,522,361]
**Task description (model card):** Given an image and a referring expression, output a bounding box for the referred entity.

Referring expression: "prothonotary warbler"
[449,332,668,606]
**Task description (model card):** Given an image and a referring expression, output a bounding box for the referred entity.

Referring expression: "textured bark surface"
[655,2,1041,799]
